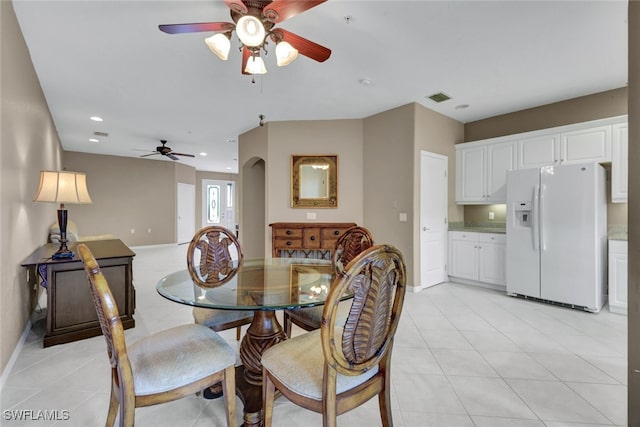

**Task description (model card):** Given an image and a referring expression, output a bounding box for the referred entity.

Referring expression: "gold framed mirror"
[291,155,338,208]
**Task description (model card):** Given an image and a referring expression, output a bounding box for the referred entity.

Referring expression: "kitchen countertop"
[449,222,506,234]
[608,225,628,241]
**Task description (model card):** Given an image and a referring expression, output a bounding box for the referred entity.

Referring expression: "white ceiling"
[12,0,628,173]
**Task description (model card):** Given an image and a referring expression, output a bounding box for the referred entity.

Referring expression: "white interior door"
[202,179,235,231]
[177,183,195,244]
[420,151,448,289]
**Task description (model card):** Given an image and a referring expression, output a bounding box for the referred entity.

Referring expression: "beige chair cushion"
[261,329,378,401]
[287,300,351,327]
[127,324,235,396]
[193,307,253,327]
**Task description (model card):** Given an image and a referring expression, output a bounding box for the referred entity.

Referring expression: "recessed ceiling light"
[90,116,103,122]
[455,104,470,110]
[227,139,236,143]
[226,167,232,170]
[199,152,207,156]
[89,138,99,142]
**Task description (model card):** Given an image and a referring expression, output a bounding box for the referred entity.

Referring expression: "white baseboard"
[0,320,32,390]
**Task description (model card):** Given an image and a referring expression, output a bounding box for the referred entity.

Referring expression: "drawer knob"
[310,236,316,241]
[334,230,340,235]
[286,241,292,246]
[286,230,292,235]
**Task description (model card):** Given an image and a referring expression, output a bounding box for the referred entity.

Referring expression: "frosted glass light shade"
[276,41,298,66]
[205,33,231,60]
[244,56,267,74]
[34,170,93,205]
[236,15,266,47]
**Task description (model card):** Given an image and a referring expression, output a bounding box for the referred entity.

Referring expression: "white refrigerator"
[505,162,607,312]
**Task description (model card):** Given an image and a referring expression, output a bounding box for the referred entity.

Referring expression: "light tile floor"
[1,244,628,426]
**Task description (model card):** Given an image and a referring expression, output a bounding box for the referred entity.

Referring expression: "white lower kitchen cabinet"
[449,231,506,288]
[608,239,628,315]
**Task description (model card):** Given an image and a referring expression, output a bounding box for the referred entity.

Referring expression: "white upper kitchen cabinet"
[456,141,516,204]
[560,125,611,164]
[611,122,628,203]
[517,134,559,169]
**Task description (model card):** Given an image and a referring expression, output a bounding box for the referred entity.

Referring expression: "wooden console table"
[269,222,356,258]
[21,239,136,347]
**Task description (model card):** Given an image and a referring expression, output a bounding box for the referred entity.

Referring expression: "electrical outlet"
[489,211,495,220]
[306,212,316,220]
[147,228,152,233]
[399,212,407,222]
[130,228,135,234]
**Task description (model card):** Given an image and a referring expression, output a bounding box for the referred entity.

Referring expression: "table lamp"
[34,170,93,259]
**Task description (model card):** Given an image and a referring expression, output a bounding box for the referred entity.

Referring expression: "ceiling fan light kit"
[205,33,231,60]
[245,55,267,74]
[276,40,298,66]
[159,0,331,75]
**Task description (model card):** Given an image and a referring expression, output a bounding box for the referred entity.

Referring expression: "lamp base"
[52,250,74,260]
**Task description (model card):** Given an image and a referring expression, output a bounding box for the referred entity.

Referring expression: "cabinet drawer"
[321,228,349,240]
[304,228,321,249]
[450,231,477,241]
[273,228,303,238]
[273,238,303,249]
[321,239,338,250]
[478,233,506,244]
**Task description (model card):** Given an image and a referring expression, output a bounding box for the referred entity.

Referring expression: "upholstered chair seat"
[261,329,378,400]
[127,324,236,396]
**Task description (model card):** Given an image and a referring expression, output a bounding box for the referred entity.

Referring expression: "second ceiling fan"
[159,0,331,75]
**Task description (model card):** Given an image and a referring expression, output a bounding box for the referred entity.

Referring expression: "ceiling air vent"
[427,92,451,103]
[94,131,109,137]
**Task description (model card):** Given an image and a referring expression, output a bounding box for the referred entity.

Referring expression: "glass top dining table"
[156,257,336,427]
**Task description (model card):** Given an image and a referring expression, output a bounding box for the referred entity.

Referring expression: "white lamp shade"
[236,15,266,47]
[276,41,298,66]
[205,33,231,60]
[34,170,93,204]
[244,56,267,74]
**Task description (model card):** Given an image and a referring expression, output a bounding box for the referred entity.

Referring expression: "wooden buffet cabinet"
[21,239,136,347]
[269,222,357,257]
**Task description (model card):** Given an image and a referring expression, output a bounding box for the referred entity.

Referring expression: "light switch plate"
[306,212,317,220]
[399,212,407,222]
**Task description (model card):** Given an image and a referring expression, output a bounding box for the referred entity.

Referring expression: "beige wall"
[362,103,465,286]
[238,124,269,258]
[465,87,628,142]
[1,1,64,376]
[463,88,629,229]
[63,152,196,246]
[240,119,364,257]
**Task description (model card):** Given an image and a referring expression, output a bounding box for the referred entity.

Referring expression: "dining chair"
[187,226,253,341]
[283,226,374,337]
[262,244,406,427]
[77,243,237,427]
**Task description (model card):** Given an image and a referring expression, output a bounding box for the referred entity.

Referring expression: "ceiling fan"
[159,0,331,75]
[140,140,195,161]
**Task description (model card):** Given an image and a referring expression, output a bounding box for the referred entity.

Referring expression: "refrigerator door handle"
[539,183,546,251]
[532,185,540,250]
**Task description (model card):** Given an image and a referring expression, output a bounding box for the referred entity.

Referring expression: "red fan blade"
[271,28,331,62]
[224,0,248,14]
[171,152,196,158]
[263,0,327,23]
[159,22,234,34]
[241,46,251,75]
